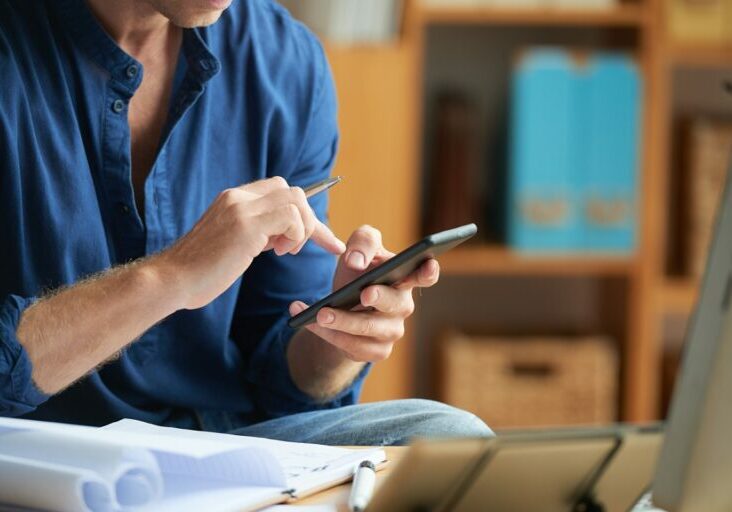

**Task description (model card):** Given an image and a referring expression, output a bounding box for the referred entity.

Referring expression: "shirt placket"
[143,29,221,255]
[101,62,145,264]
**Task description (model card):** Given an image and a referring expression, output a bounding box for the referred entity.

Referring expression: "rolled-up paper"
[0,430,162,511]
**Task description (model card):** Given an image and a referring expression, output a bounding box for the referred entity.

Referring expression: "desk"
[295,447,406,509]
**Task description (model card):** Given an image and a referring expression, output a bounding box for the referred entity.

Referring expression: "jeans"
[224,399,493,446]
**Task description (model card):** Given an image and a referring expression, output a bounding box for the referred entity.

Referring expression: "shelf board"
[439,245,634,276]
[419,4,647,27]
[660,279,700,315]
[667,44,732,69]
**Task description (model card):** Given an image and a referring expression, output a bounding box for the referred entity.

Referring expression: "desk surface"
[295,447,406,509]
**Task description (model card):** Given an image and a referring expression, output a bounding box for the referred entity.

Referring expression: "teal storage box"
[580,55,641,253]
[508,50,582,251]
[507,49,641,253]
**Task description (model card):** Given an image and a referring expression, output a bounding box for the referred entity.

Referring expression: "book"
[426,92,483,236]
[0,417,386,512]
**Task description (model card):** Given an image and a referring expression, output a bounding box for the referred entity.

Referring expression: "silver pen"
[304,175,342,198]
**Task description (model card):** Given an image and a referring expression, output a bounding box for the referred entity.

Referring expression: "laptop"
[651,158,732,509]
[367,164,732,511]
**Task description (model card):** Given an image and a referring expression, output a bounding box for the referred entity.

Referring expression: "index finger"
[310,220,347,255]
[238,176,289,196]
[394,258,440,291]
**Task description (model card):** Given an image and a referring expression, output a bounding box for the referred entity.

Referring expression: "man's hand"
[289,225,440,363]
[17,177,346,395]
[154,177,346,310]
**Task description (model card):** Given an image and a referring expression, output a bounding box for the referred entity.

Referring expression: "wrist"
[288,329,366,400]
[136,255,189,314]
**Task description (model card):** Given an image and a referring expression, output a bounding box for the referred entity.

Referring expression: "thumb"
[289,301,308,316]
[289,301,336,342]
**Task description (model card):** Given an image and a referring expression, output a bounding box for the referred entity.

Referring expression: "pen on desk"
[348,460,376,512]
[304,175,342,199]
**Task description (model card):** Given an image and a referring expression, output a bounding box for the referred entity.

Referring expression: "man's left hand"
[289,225,439,362]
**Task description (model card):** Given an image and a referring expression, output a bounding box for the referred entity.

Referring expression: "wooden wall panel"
[325,42,420,402]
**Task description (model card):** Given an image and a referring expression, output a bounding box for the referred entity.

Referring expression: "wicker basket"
[439,332,618,429]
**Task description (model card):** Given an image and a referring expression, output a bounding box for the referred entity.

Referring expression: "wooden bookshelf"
[659,279,699,315]
[667,44,732,69]
[419,4,647,27]
[325,0,731,423]
[440,246,634,277]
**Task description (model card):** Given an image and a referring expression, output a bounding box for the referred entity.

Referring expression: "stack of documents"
[0,417,385,512]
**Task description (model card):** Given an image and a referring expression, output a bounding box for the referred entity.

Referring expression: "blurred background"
[278,0,732,429]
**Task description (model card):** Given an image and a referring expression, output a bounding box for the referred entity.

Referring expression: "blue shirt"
[0,0,366,429]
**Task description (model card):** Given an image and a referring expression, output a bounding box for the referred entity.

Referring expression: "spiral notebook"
[0,417,386,512]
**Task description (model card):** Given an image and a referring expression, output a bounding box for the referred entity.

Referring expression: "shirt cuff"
[250,314,371,419]
[0,295,50,416]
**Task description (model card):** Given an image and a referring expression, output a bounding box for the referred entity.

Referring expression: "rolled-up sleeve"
[0,295,49,416]
[245,314,370,418]
[231,37,369,419]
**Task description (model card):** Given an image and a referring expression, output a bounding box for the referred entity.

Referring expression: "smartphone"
[288,223,478,329]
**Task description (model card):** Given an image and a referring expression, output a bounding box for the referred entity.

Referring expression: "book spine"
[427,93,481,235]
[580,55,641,253]
[508,49,582,252]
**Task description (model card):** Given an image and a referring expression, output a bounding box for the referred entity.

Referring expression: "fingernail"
[348,251,366,269]
[320,310,335,324]
[426,261,438,277]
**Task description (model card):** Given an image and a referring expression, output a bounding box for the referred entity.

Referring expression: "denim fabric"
[223,399,494,446]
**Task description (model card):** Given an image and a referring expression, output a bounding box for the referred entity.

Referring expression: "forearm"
[17,257,182,395]
[287,328,366,401]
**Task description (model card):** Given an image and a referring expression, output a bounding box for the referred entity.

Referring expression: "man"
[0,0,490,445]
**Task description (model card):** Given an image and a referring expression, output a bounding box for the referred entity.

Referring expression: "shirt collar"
[53,0,220,93]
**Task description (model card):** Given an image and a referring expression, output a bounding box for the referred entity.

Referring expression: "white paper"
[263,506,338,512]
[0,454,113,512]
[104,419,387,493]
[0,429,162,509]
[0,417,386,512]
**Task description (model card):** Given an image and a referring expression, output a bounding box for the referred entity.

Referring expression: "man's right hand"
[16,176,345,395]
[152,176,346,310]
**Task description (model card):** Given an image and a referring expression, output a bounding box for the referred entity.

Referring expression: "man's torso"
[0,0,339,427]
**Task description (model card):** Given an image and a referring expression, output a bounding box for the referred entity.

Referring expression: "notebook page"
[136,481,285,512]
[284,448,386,498]
[152,446,286,487]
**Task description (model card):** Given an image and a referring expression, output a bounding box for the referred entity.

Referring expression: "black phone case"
[287,223,478,329]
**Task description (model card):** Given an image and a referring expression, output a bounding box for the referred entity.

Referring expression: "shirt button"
[112,99,125,113]
[126,65,138,79]
[119,203,131,215]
